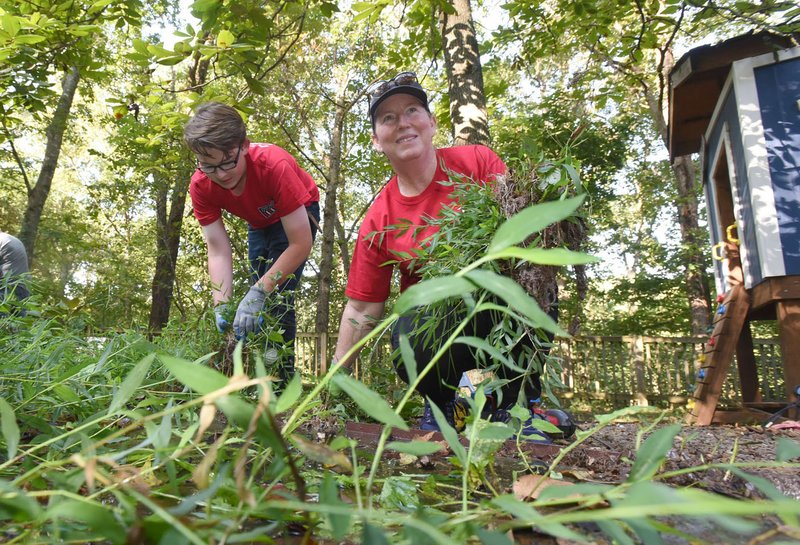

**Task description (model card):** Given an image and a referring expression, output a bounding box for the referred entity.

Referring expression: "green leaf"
[275,374,302,413]
[0,397,20,460]
[233,340,244,376]
[14,34,46,44]
[320,471,351,540]
[363,523,391,545]
[454,336,516,370]
[596,520,636,545]
[394,275,475,314]
[397,333,417,386]
[491,247,599,266]
[132,40,155,57]
[465,269,566,336]
[332,374,408,430]
[379,476,420,510]
[2,14,20,36]
[492,495,586,541]
[155,55,188,66]
[776,438,800,462]
[108,354,154,415]
[53,384,80,404]
[190,0,220,15]
[386,440,442,456]
[0,480,41,521]
[429,401,466,463]
[537,482,613,500]
[488,194,585,253]
[216,29,235,48]
[45,500,126,545]
[160,355,228,395]
[475,527,514,545]
[627,424,681,482]
[476,422,515,442]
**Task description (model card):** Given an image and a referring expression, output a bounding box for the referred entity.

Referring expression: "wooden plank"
[691,285,751,425]
[777,300,800,420]
[750,275,800,310]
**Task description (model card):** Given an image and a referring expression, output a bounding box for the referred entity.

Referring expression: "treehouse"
[668,30,800,424]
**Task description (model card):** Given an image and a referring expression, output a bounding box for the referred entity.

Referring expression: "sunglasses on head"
[366,72,419,101]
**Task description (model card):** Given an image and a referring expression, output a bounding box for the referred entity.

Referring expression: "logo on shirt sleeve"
[258,200,277,219]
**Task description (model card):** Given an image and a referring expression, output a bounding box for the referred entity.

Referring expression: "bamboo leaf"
[160,354,228,395]
[491,247,599,266]
[386,440,443,456]
[488,194,585,253]
[397,333,417,386]
[233,340,244,377]
[429,401,466,463]
[108,354,154,415]
[320,471,351,540]
[275,374,302,414]
[465,269,566,336]
[475,527,514,545]
[0,480,41,521]
[627,424,681,482]
[363,523,391,545]
[332,374,408,430]
[0,397,20,460]
[45,500,126,545]
[291,434,353,472]
[776,438,800,462]
[394,275,475,314]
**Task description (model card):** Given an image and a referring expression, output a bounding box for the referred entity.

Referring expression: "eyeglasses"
[197,144,243,174]
[366,72,419,101]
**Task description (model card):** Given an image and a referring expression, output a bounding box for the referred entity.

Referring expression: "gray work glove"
[327,363,353,398]
[214,303,230,333]
[233,284,268,339]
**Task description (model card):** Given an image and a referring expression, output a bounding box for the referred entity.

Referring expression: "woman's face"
[371,94,436,164]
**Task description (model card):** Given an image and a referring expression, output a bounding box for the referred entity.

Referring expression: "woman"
[331,73,566,440]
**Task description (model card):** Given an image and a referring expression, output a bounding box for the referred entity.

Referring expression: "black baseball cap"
[368,72,430,127]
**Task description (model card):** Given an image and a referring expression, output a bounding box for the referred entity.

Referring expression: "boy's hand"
[233,285,267,338]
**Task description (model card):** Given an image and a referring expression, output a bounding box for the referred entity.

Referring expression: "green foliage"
[1,305,800,543]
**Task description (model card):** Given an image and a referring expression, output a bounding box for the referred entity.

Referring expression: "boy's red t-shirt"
[190,143,320,228]
[345,145,506,303]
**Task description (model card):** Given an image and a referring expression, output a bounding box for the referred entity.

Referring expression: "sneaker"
[537,407,577,438]
[528,399,576,438]
[491,408,553,443]
[419,399,458,432]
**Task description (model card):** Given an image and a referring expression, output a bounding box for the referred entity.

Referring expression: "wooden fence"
[294,333,785,409]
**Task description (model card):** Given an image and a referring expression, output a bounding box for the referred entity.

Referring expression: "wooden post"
[319,332,328,376]
[777,300,800,419]
[632,336,648,406]
[735,321,761,403]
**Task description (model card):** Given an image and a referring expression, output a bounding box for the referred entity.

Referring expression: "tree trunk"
[148,172,190,332]
[315,78,348,334]
[147,57,208,333]
[644,51,711,335]
[18,66,81,261]
[440,0,490,146]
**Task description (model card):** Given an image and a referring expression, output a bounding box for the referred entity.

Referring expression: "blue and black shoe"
[419,399,459,432]
[490,408,554,443]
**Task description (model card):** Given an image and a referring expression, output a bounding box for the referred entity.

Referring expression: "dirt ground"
[328,415,800,545]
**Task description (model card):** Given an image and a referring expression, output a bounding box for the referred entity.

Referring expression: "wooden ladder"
[689,284,751,425]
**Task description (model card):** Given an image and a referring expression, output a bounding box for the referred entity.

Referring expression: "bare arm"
[258,205,313,292]
[201,219,233,305]
[334,298,386,370]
